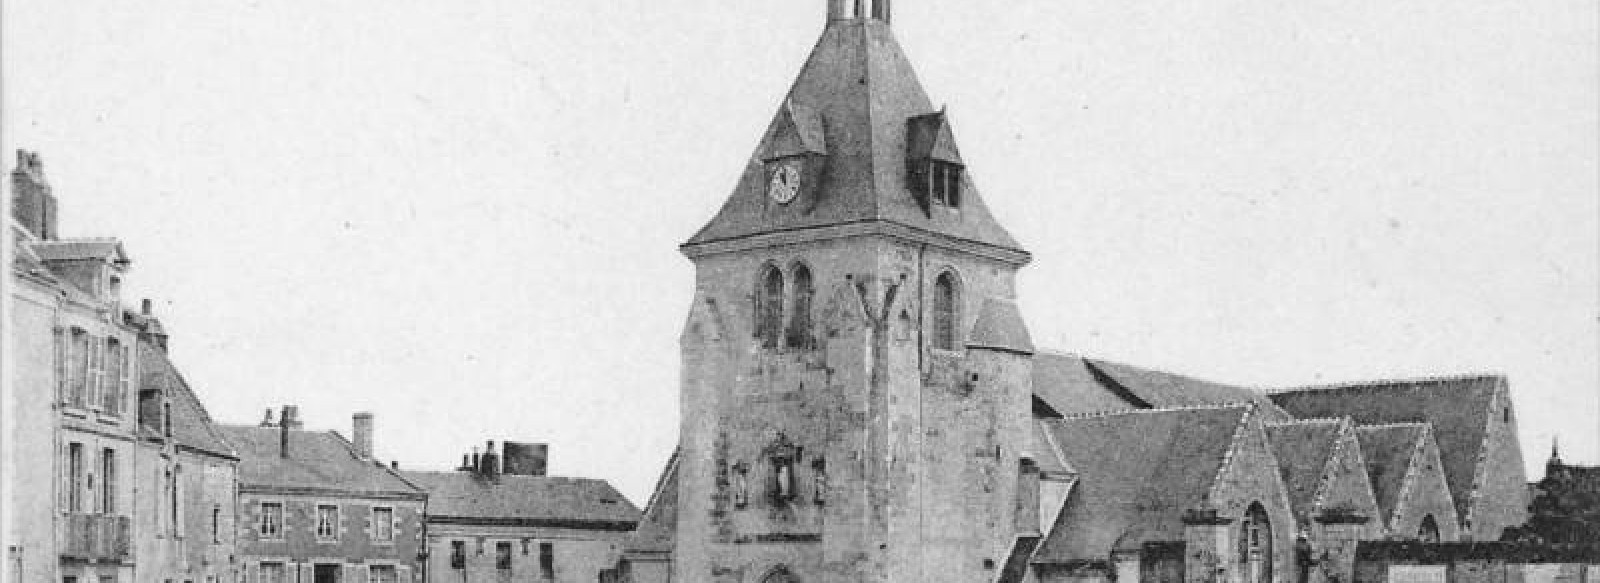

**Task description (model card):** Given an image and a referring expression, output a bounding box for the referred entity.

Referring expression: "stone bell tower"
[672,1,1036,581]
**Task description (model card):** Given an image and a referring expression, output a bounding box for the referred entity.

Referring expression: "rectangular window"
[259,562,286,583]
[315,505,338,541]
[369,566,396,583]
[373,507,394,542]
[66,443,84,511]
[101,448,116,514]
[539,542,554,580]
[69,329,88,407]
[450,540,466,569]
[258,502,283,539]
[496,541,512,570]
[88,337,104,411]
[103,339,122,414]
[212,507,221,543]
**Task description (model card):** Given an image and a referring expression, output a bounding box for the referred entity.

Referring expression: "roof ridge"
[1271,372,1506,394]
[1266,417,1346,428]
[1355,422,1430,430]
[1047,402,1254,422]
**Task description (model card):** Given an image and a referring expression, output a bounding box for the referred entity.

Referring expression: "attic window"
[931,162,962,208]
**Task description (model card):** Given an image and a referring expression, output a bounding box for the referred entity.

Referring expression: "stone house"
[402,441,640,583]
[131,338,241,583]
[217,408,426,583]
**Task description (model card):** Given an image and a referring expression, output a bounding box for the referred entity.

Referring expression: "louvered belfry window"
[932,272,958,350]
[756,266,785,348]
[785,264,814,349]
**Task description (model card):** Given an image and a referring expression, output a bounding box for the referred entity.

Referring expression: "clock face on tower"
[767,162,801,204]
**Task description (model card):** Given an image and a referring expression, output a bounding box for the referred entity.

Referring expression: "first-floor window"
[539,542,554,579]
[66,442,84,512]
[369,565,397,583]
[100,449,117,514]
[450,540,466,569]
[258,502,283,538]
[315,505,338,540]
[259,562,286,583]
[373,507,394,542]
[496,541,513,570]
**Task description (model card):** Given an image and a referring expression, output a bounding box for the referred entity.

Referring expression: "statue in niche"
[761,432,802,505]
[732,462,750,508]
[811,458,827,505]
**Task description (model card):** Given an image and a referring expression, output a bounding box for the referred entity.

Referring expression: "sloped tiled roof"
[1269,375,1502,523]
[29,238,127,264]
[1355,423,1429,524]
[1030,351,1289,420]
[215,425,423,498]
[683,20,1022,254]
[1087,359,1288,419]
[402,471,638,529]
[1265,419,1345,522]
[625,449,681,554]
[968,298,1034,355]
[1033,405,1250,562]
[1030,352,1147,416]
[137,341,235,459]
[1029,418,1074,476]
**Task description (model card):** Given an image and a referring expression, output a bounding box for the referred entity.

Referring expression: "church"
[613,2,1530,582]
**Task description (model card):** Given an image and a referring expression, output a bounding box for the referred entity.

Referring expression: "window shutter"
[118,344,131,415]
[54,327,66,403]
[89,339,104,410]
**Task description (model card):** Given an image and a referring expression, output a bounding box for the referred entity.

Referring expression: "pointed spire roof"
[683,18,1025,261]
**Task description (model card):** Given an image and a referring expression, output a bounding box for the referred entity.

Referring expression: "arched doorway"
[1418,515,1441,542]
[1239,502,1273,583]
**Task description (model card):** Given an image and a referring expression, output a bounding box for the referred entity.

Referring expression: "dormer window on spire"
[907,111,965,212]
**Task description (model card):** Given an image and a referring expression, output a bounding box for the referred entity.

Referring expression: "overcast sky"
[5,0,1595,503]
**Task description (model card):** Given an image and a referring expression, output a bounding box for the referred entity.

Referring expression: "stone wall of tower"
[675,234,1029,582]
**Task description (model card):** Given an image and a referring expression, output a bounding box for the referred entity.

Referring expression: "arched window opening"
[932,272,959,350]
[761,565,801,583]
[756,266,785,349]
[1418,515,1440,542]
[1239,502,1273,583]
[786,264,814,349]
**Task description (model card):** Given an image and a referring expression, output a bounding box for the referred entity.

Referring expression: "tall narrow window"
[932,272,959,350]
[786,264,814,349]
[104,340,122,415]
[1239,502,1273,583]
[69,329,89,407]
[259,563,285,583]
[315,505,338,541]
[258,502,283,539]
[101,449,116,514]
[1417,515,1440,542]
[538,542,554,580]
[373,507,394,542]
[212,507,221,543]
[756,266,785,349]
[930,162,963,208]
[66,443,84,512]
[170,468,181,537]
[495,541,513,570]
[88,337,104,411]
[450,540,466,569]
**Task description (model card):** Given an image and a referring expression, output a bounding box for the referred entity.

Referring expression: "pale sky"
[4,0,1595,503]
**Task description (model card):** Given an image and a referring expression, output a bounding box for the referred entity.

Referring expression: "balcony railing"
[61,513,130,562]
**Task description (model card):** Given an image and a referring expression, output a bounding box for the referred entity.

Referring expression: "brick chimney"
[480,440,500,477]
[279,405,300,458]
[10,150,57,240]
[352,412,374,460]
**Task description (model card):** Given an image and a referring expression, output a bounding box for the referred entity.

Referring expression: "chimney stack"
[502,442,549,477]
[481,440,500,476]
[470,447,480,472]
[352,412,374,460]
[10,150,58,240]
[260,408,276,427]
[279,405,299,458]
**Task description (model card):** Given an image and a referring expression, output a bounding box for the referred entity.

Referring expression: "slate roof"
[214,424,423,498]
[1033,405,1251,562]
[29,238,128,264]
[625,448,681,554]
[968,298,1034,355]
[1030,351,1289,420]
[683,19,1022,254]
[1265,419,1346,523]
[138,341,236,459]
[1029,418,1074,476]
[1269,375,1503,523]
[402,471,638,529]
[1355,423,1430,525]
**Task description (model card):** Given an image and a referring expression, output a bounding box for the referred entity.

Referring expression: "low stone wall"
[1354,541,1600,583]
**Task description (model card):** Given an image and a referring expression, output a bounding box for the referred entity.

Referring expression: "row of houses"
[7,150,640,583]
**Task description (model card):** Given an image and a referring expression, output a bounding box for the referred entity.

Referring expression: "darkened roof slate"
[1269,375,1503,523]
[138,341,236,459]
[683,20,1022,254]
[1030,352,1148,416]
[1355,423,1429,524]
[1033,405,1251,562]
[402,471,638,528]
[1265,419,1345,522]
[214,425,422,498]
[1030,351,1289,420]
[968,298,1034,355]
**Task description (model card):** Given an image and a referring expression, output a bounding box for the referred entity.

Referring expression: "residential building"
[218,408,426,583]
[10,150,141,583]
[403,441,640,583]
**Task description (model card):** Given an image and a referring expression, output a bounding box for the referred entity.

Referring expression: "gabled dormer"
[758,101,829,210]
[32,238,132,305]
[906,109,965,213]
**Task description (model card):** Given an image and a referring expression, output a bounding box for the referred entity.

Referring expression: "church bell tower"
[673,2,1036,581]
